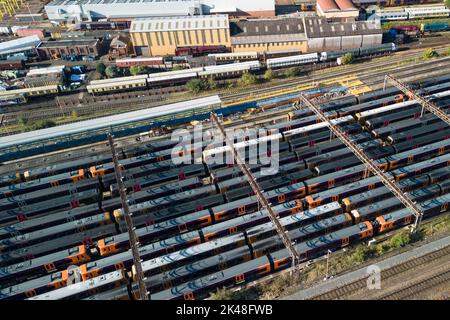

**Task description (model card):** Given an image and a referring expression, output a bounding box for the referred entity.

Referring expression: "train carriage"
[27,270,128,300]
[266,53,318,69]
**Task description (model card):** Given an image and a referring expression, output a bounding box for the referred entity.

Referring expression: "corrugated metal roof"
[130,15,229,33]
[304,17,381,38]
[230,18,305,37]
[0,35,41,53]
[0,96,222,150]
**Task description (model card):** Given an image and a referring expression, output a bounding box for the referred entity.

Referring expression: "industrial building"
[230,18,308,53]
[230,16,381,53]
[45,0,275,23]
[37,38,102,59]
[130,14,382,56]
[109,34,132,57]
[305,17,382,51]
[316,0,359,21]
[0,35,42,61]
[130,15,231,56]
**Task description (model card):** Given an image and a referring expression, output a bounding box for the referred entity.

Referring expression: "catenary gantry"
[296,94,425,231]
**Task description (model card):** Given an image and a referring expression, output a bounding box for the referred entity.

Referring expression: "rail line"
[1,45,448,127]
[379,267,450,300]
[309,244,450,300]
[1,60,450,173]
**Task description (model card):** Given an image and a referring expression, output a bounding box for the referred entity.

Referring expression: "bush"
[389,231,412,249]
[445,47,450,56]
[23,120,57,132]
[96,62,106,75]
[71,110,78,119]
[422,48,438,59]
[209,286,262,300]
[204,77,217,90]
[209,288,237,300]
[340,53,353,65]
[105,65,120,78]
[129,65,148,76]
[186,79,205,94]
[351,245,375,263]
[17,115,28,126]
[263,69,275,81]
[285,67,300,78]
[238,73,258,86]
[172,65,186,71]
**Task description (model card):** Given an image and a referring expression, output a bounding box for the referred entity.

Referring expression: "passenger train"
[0,71,449,300]
[368,5,450,21]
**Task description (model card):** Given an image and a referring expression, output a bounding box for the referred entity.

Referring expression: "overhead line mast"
[209,113,301,274]
[384,74,450,125]
[295,95,424,231]
[108,133,149,300]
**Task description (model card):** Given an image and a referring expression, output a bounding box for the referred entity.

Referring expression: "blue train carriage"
[420,22,450,34]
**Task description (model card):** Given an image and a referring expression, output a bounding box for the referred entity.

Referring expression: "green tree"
[96,62,106,76]
[23,120,57,132]
[204,77,217,90]
[238,72,258,86]
[389,231,412,249]
[340,53,353,65]
[422,48,438,59]
[186,79,204,94]
[172,65,186,71]
[129,65,148,76]
[17,115,28,127]
[105,65,120,78]
[285,67,301,78]
[71,110,78,119]
[446,47,450,56]
[263,69,274,81]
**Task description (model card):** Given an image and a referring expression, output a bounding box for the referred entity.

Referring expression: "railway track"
[309,244,450,300]
[2,45,449,128]
[2,77,448,296]
[2,58,450,172]
[379,268,450,300]
[2,50,449,136]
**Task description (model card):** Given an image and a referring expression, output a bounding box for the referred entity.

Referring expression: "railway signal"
[209,112,301,276]
[296,95,424,232]
[108,133,149,300]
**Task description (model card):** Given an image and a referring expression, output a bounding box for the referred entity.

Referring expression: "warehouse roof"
[130,15,229,33]
[0,95,222,150]
[304,17,381,38]
[317,0,357,12]
[230,17,307,44]
[38,38,99,48]
[0,35,41,54]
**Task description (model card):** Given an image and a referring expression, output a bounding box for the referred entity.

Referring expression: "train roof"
[0,96,221,150]
[28,270,125,300]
